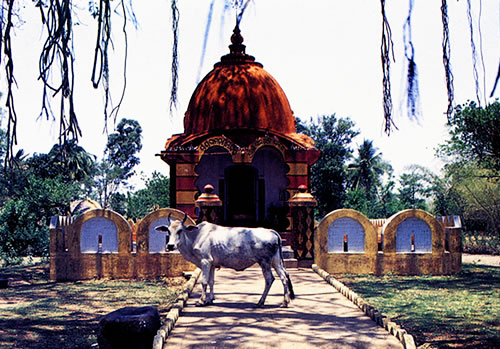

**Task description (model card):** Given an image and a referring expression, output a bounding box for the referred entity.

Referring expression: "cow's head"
[154,212,196,251]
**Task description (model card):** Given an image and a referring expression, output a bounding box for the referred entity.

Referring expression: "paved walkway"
[165,268,403,348]
[462,253,500,267]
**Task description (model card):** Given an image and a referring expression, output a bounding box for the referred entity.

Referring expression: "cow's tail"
[274,230,295,300]
[287,271,295,299]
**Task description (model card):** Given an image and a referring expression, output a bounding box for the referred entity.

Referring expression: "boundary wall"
[49,208,196,281]
[314,209,461,275]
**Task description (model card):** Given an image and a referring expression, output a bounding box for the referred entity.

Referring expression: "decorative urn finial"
[219,22,256,65]
[229,23,245,55]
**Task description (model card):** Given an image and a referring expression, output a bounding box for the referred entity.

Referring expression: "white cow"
[155,213,295,308]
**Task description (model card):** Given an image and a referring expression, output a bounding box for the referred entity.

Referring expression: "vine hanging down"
[1,0,19,168]
[441,0,455,119]
[380,0,396,134]
[466,0,482,106]
[169,0,179,112]
[90,0,133,131]
[403,0,421,121]
[36,0,81,150]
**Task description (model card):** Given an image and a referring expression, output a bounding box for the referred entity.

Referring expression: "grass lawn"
[0,261,185,349]
[338,264,500,348]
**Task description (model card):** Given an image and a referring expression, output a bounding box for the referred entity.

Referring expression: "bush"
[0,200,49,264]
[462,231,500,255]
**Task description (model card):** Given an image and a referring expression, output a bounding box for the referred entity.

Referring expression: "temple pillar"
[288,185,317,260]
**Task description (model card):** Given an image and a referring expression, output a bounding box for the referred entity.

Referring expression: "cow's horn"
[182,212,188,226]
[167,212,172,225]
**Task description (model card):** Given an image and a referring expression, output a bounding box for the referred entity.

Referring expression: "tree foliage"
[439,100,500,171]
[126,172,170,220]
[93,118,143,208]
[298,115,359,217]
[397,167,429,211]
[0,114,169,263]
[347,139,391,201]
[436,101,500,236]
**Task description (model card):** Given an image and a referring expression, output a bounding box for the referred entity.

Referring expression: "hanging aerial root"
[403,0,421,121]
[2,0,19,169]
[380,0,396,134]
[466,0,482,106]
[37,0,81,147]
[170,0,179,113]
[441,0,455,119]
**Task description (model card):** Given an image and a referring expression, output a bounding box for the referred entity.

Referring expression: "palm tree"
[348,139,391,201]
[47,140,97,181]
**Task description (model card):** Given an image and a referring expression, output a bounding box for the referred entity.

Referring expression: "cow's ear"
[154,225,169,232]
[185,225,198,232]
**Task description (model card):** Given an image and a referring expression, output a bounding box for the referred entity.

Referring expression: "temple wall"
[49,208,196,281]
[314,209,462,275]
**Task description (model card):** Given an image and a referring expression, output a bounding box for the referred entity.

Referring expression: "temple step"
[279,231,293,246]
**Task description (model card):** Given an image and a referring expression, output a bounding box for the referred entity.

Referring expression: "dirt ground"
[462,254,500,267]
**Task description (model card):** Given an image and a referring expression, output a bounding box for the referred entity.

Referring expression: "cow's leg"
[197,260,213,306]
[272,254,292,308]
[207,264,215,304]
[256,262,274,308]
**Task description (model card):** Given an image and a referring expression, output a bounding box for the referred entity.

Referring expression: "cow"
[155,213,295,308]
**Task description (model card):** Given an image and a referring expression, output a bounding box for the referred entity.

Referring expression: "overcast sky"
[2,0,499,188]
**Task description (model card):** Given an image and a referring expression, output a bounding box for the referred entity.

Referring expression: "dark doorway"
[224,165,260,227]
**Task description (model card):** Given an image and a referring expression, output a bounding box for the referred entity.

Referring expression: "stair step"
[282,246,295,259]
[284,258,298,268]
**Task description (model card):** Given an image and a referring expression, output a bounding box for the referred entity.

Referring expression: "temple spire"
[229,23,245,55]
[218,22,257,65]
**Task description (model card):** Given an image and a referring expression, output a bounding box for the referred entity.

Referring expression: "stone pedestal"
[288,185,317,260]
[195,184,223,224]
[98,306,161,349]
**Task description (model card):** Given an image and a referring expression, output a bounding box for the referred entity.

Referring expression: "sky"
[2,0,500,188]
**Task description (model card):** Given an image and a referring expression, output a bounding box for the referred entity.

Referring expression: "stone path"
[462,254,500,267]
[165,268,403,348]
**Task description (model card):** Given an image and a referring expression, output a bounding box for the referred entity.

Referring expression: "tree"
[439,100,500,171]
[0,137,95,262]
[27,140,96,184]
[348,139,391,200]
[344,139,393,217]
[126,172,170,220]
[398,168,429,210]
[437,101,500,236]
[376,177,401,217]
[0,174,84,263]
[93,118,143,208]
[298,115,359,217]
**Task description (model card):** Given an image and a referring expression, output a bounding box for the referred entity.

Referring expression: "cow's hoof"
[280,302,289,308]
[254,303,264,308]
[195,300,213,307]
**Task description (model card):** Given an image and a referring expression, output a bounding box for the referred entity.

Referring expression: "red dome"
[183,28,296,136]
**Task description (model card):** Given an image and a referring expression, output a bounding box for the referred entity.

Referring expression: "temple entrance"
[223,165,261,227]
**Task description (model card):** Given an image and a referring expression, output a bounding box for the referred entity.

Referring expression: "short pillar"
[288,185,317,260]
[195,184,223,224]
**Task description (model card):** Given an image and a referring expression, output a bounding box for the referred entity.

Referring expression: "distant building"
[160,25,320,229]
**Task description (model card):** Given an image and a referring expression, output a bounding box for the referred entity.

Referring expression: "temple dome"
[183,26,296,136]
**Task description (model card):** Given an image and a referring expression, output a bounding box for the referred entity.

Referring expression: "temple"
[160,25,320,230]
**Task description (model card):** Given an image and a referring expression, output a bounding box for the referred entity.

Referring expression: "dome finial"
[229,22,245,55]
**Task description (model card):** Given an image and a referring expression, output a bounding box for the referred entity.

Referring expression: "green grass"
[0,262,185,349]
[338,265,500,348]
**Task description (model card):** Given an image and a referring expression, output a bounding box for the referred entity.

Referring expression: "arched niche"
[135,208,196,254]
[72,209,131,255]
[382,209,444,254]
[316,209,378,255]
[81,217,118,253]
